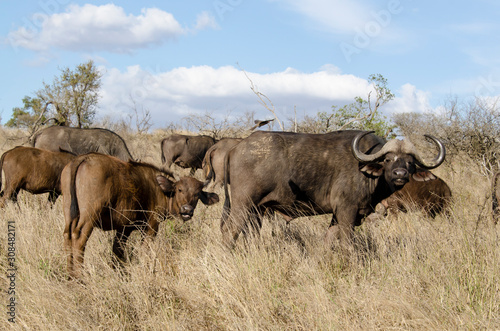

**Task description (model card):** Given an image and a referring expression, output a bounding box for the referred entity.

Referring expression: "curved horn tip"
[414,134,446,169]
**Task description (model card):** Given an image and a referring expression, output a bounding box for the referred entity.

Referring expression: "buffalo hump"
[31,126,133,161]
[220,130,445,248]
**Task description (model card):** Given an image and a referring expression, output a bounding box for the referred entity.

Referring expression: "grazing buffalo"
[202,138,242,188]
[161,134,216,174]
[0,146,76,207]
[61,153,219,278]
[492,171,500,225]
[365,173,452,222]
[221,130,445,247]
[31,126,133,161]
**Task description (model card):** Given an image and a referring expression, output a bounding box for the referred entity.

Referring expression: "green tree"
[292,74,396,137]
[5,96,46,128]
[7,60,102,129]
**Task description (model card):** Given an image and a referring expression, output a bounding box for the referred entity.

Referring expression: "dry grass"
[1,128,499,330]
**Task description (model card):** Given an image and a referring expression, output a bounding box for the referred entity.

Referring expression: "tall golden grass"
[0,128,499,330]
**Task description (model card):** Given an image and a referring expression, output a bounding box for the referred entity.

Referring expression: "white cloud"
[6,4,215,53]
[193,11,219,31]
[386,83,432,115]
[97,64,437,128]
[98,64,373,126]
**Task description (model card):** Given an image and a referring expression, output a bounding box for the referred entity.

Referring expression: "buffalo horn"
[352,131,387,162]
[412,134,446,169]
[352,131,446,169]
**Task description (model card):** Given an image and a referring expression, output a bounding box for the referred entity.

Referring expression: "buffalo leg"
[112,227,134,263]
[324,208,357,249]
[48,191,59,205]
[63,217,77,278]
[221,206,247,248]
[70,220,94,279]
[0,185,20,207]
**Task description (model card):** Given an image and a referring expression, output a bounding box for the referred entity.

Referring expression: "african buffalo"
[202,138,242,188]
[161,134,216,174]
[492,171,500,225]
[365,173,452,222]
[221,130,445,247]
[61,153,219,278]
[31,126,133,161]
[0,146,76,207]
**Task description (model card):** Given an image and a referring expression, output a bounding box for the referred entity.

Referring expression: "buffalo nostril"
[392,168,408,178]
[180,205,194,215]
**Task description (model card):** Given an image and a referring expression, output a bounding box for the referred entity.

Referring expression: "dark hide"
[221,130,445,247]
[31,126,133,161]
[202,137,242,188]
[161,134,216,173]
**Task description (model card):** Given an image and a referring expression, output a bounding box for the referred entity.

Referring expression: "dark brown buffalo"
[365,173,452,222]
[61,153,219,278]
[0,146,76,207]
[492,171,500,224]
[31,126,133,161]
[202,137,242,188]
[161,134,216,174]
[221,130,445,247]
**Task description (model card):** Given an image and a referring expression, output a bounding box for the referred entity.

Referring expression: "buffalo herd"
[0,125,467,278]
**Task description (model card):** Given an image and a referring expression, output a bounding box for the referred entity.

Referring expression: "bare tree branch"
[27,101,53,143]
[238,64,284,131]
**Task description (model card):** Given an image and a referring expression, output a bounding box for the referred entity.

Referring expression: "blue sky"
[1,0,499,129]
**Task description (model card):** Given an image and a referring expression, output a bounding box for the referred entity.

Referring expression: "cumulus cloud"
[96,64,435,128]
[386,83,432,115]
[98,64,380,126]
[6,4,214,53]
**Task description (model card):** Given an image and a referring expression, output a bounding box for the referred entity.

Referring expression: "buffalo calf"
[365,173,452,222]
[61,153,219,279]
[0,146,76,207]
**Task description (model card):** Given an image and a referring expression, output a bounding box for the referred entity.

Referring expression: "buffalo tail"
[221,149,231,224]
[68,157,87,221]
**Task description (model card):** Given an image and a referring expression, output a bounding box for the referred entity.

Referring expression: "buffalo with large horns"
[221,130,445,247]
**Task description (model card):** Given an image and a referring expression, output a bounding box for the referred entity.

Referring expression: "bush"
[394,97,500,173]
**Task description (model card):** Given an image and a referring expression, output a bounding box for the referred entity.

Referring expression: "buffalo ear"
[412,170,436,182]
[200,191,219,205]
[156,175,175,195]
[360,163,384,177]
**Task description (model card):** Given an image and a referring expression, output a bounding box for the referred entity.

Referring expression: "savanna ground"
[0,127,499,330]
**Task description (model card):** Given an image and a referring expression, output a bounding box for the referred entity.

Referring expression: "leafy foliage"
[5,96,46,128]
[6,60,102,129]
[291,74,396,137]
